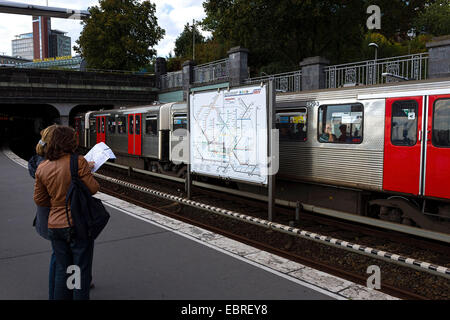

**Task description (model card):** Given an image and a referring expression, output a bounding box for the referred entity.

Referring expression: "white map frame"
[190,85,269,185]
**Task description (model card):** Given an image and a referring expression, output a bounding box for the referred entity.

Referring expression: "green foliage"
[414,0,450,36]
[174,23,205,58]
[74,0,165,71]
[168,37,229,71]
[201,0,435,74]
[359,32,433,61]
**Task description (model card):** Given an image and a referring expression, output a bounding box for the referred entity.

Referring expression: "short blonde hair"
[36,124,58,157]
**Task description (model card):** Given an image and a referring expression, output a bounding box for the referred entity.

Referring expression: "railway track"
[100,163,450,255]
[96,164,450,300]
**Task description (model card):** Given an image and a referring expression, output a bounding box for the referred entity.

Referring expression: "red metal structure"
[96,116,106,144]
[425,94,450,200]
[383,96,423,196]
[128,113,142,156]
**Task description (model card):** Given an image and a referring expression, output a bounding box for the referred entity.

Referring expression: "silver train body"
[75,78,450,234]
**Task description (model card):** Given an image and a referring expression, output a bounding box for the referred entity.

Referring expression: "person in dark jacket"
[28,124,57,299]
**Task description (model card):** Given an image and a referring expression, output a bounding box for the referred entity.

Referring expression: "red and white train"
[75,77,450,241]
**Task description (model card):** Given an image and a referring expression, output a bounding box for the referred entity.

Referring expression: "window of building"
[146,116,158,135]
[276,108,308,142]
[117,116,126,134]
[318,103,363,144]
[432,99,450,148]
[391,100,418,146]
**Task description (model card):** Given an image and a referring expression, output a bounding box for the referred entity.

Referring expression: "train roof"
[277,77,450,105]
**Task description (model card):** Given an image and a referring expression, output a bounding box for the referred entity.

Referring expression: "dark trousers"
[48,228,94,300]
[49,252,56,300]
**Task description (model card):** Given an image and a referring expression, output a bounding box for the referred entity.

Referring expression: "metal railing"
[160,70,183,90]
[325,53,429,88]
[245,70,302,93]
[193,58,229,84]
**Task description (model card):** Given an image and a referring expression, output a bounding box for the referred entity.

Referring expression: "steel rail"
[103,161,450,244]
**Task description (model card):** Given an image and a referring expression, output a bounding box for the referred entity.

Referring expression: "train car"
[74,77,450,235]
[269,78,450,234]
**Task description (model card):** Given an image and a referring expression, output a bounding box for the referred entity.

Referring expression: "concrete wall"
[427,35,450,79]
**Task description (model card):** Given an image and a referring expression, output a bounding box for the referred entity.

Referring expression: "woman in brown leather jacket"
[34,125,99,300]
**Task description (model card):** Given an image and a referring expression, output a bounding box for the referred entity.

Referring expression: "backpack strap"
[65,154,79,230]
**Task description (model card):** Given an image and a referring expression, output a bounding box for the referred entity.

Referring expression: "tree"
[414,0,450,36]
[74,0,165,71]
[201,0,433,74]
[202,0,368,72]
[174,23,205,58]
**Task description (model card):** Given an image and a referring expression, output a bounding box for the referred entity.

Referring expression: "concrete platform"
[0,149,397,300]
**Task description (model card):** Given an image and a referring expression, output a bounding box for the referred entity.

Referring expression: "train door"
[383,97,423,195]
[74,117,81,145]
[96,116,106,144]
[127,113,142,156]
[424,95,450,199]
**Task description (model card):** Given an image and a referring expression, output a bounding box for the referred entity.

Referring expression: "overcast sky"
[0,0,209,58]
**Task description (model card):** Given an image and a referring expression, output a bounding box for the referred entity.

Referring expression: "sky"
[0,0,210,58]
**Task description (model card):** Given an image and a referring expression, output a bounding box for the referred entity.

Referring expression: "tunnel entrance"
[0,104,59,161]
[68,104,114,127]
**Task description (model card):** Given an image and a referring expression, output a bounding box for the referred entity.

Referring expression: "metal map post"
[268,80,276,221]
[186,87,192,199]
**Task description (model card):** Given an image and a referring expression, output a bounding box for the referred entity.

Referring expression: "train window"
[97,118,101,133]
[107,117,116,134]
[173,114,188,135]
[101,117,105,133]
[90,118,96,133]
[129,117,134,134]
[318,104,363,144]
[117,116,126,134]
[146,116,158,135]
[391,100,418,146]
[136,115,141,135]
[432,98,450,148]
[276,109,307,142]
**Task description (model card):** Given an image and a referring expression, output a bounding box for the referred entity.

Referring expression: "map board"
[190,85,269,185]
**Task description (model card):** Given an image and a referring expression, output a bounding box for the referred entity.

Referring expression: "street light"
[368,42,378,61]
[192,19,196,61]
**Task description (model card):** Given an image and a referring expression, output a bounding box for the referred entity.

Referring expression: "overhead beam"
[0,1,89,19]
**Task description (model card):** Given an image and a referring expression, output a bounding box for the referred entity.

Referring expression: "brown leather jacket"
[34,154,100,229]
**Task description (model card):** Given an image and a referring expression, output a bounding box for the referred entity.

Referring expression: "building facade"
[49,30,71,58]
[11,33,34,60]
[12,16,71,61]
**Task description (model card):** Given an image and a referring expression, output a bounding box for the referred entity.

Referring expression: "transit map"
[190,85,268,185]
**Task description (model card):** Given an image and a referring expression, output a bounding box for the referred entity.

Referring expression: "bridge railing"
[193,59,229,84]
[325,53,429,88]
[0,67,158,89]
[244,70,302,93]
[160,70,183,90]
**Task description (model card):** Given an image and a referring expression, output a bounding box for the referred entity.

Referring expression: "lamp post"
[192,19,196,61]
[368,42,378,61]
[368,42,379,84]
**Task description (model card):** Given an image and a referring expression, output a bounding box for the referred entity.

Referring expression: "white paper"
[84,142,116,172]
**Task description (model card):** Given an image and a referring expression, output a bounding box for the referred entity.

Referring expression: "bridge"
[0,67,159,124]
[0,1,89,19]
